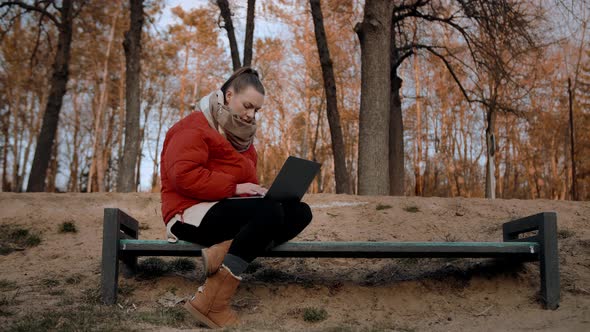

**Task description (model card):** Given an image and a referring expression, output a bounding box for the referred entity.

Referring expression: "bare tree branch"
[392,50,414,69]
[404,8,480,66]
[29,11,45,70]
[0,9,26,41]
[419,44,475,103]
[393,1,434,23]
[0,1,60,27]
[72,0,89,18]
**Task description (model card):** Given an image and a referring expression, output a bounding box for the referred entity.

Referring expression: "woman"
[159,67,313,328]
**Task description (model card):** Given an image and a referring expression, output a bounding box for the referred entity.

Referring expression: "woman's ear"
[225,88,233,103]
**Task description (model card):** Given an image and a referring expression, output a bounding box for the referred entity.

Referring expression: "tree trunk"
[102,101,118,191]
[135,128,143,191]
[117,61,125,167]
[413,54,423,196]
[388,11,404,196]
[440,110,457,196]
[451,124,462,196]
[243,0,256,67]
[550,134,560,199]
[135,103,151,191]
[68,92,80,192]
[568,78,578,200]
[11,94,22,191]
[512,136,520,198]
[458,105,468,196]
[179,45,190,118]
[88,11,118,192]
[217,0,241,71]
[20,94,40,191]
[389,74,404,196]
[117,0,144,192]
[26,0,74,192]
[151,97,166,192]
[309,0,350,194]
[485,108,496,199]
[493,113,502,198]
[355,0,394,195]
[1,108,9,191]
[311,99,323,191]
[503,122,513,198]
[45,126,59,192]
[432,115,440,195]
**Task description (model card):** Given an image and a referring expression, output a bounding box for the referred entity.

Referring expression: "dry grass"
[403,205,420,213]
[303,307,328,322]
[58,221,78,233]
[376,204,392,211]
[0,224,42,255]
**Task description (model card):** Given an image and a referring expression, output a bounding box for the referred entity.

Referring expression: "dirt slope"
[0,193,589,331]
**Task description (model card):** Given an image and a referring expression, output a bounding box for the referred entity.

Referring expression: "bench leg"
[101,209,120,305]
[503,212,560,309]
[539,212,559,310]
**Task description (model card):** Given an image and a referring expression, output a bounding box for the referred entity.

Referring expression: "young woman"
[160,67,313,328]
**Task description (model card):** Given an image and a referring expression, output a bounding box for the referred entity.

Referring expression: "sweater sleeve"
[164,129,237,200]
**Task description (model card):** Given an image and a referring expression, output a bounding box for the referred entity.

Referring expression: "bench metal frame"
[101,209,559,309]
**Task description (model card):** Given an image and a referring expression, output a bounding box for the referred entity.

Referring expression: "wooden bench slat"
[120,239,538,248]
[119,240,539,258]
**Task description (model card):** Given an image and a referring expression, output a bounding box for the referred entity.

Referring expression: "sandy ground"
[0,192,589,331]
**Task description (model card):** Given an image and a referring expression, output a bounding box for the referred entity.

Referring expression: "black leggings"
[170,198,313,262]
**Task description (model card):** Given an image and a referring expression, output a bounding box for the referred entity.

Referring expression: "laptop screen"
[264,156,321,201]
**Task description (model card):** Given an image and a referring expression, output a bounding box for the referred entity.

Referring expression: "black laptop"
[228,156,321,201]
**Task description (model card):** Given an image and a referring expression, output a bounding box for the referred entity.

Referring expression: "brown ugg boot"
[184,264,241,329]
[201,239,233,276]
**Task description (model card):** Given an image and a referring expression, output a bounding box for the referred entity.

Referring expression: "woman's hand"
[235,183,268,196]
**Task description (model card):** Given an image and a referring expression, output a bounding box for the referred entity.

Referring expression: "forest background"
[1,0,589,201]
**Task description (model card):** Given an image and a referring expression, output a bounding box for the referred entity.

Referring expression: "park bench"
[100,208,559,310]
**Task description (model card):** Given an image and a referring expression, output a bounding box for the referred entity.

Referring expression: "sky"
[154,0,291,50]
[157,0,204,26]
[136,0,290,191]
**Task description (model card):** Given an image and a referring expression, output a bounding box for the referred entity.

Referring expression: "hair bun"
[220,66,265,96]
[242,67,259,78]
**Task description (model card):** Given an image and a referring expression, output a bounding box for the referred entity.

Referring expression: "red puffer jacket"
[160,111,258,225]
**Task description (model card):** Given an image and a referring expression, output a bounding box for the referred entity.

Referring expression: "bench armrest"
[502,212,555,242]
[104,208,139,239]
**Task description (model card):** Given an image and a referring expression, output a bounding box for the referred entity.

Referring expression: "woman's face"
[225,86,264,123]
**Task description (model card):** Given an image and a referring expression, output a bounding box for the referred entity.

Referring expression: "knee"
[271,201,312,244]
[298,202,313,224]
[282,201,312,226]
